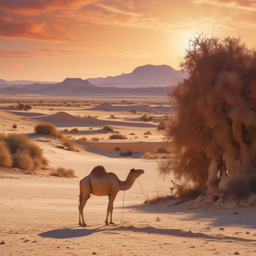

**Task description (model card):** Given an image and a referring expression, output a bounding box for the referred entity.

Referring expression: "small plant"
[120,150,132,157]
[62,138,76,151]
[144,131,152,135]
[110,114,116,119]
[91,137,100,141]
[50,167,77,178]
[114,146,120,151]
[70,128,79,133]
[140,114,153,121]
[64,129,69,132]
[130,109,137,114]
[78,137,87,141]
[102,125,114,132]
[157,121,166,130]
[130,133,135,135]
[109,134,127,140]
[35,122,63,139]
[0,140,12,168]
[12,124,17,129]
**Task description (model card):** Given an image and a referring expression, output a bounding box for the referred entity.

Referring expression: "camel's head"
[130,168,144,177]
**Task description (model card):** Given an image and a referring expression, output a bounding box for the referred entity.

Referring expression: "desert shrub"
[50,167,77,178]
[161,34,256,190]
[35,122,63,139]
[173,184,202,199]
[0,140,12,168]
[144,195,174,204]
[155,146,171,154]
[130,109,137,114]
[141,152,167,159]
[24,104,32,110]
[144,131,152,135]
[12,124,17,129]
[120,150,132,157]
[157,121,166,130]
[70,128,79,133]
[109,134,127,140]
[62,138,76,151]
[64,129,69,132]
[78,137,87,141]
[91,137,100,141]
[3,134,48,171]
[17,103,24,110]
[114,146,120,151]
[110,115,116,119]
[140,114,153,121]
[102,125,114,132]
[130,133,135,135]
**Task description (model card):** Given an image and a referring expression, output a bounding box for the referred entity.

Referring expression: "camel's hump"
[90,165,107,176]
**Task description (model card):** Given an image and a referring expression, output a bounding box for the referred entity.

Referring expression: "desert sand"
[1,97,256,256]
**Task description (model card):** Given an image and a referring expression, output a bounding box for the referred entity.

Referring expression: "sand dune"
[77,140,164,153]
[32,112,156,128]
[7,111,47,117]
[0,105,17,110]
[88,103,173,113]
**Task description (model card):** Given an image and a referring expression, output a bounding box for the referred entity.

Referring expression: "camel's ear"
[131,168,135,172]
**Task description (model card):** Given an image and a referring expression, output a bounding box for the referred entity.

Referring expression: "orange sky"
[0,0,256,81]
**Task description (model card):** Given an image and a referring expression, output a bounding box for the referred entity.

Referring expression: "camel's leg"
[106,193,117,225]
[79,195,89,227]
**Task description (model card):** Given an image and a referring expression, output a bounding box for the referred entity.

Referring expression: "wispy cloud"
[0,61,23,68]
[0,17,73,42]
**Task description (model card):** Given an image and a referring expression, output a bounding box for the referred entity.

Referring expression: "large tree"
[161,34,256,206]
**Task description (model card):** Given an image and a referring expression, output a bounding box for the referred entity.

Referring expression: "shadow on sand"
[39,226,105,239]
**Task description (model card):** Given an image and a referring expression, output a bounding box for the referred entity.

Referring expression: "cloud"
[0,44,153,59]
[193,0,256,11]
[0,0,100,15]
[0,18,73,42]
[0,61,23,68]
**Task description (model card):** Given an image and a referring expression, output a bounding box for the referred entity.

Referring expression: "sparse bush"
[2,134,48,171]
[140,114,153,121]
[0,140,13,168]
[155,146,171,154]
[102,125,114,132]
[141,152,167,159]
[120,150,132,157]
[144,136,149,138]
[50,167,77,178]
[173,184,202,199]
[114,147,120,151]
[130,109,137,114]
[144,131,152,135]
[35,122,63,139]
[12,124,17,129]
[78,137,87,141]
[64,129,69,132]
[70,128,79,133]
[110,115,116,119]
[24,104,32,110]
[62,138,76,151]
[157,121,166,130]
[130,133,135,135]
[91,137,100,141]
[109,134,127,140]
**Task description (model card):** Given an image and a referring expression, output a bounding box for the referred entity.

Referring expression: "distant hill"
[87,64,188,87]
[0,79,56,87]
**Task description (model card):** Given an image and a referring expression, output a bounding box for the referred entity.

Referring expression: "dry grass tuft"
[78,137,87,141]
[64,129,69,132]
[157,121,166,130]
[50,167,77,178]
[144,195,175,204]
[144,131,152,135]
[62,138,77,151]
[114,146,120,151]
[140,114,153,121]
[35,122,63,139]
[102,125,114,132]
[91,137,100,141]
[109,134,127,140]
[70,128,79,133]
[12,124,17,129]
[2,134,48,171]
[0,140,13,168]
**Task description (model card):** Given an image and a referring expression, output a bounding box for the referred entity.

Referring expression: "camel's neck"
[119,173,136,191]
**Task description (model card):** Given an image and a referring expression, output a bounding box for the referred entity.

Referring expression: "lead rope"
[137,177,149,201]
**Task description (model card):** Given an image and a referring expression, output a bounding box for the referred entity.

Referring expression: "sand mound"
[0,105,17,110]
[87,103,173,113]
[33,112,156,128]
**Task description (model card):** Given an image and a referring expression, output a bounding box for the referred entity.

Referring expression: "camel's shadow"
[39,226,105,239]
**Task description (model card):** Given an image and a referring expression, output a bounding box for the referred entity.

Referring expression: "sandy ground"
[1,98,256,255]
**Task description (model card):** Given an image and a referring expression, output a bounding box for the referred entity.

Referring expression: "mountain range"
[0,64,188,96]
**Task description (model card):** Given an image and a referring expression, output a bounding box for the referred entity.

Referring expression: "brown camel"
[78,165,144,226]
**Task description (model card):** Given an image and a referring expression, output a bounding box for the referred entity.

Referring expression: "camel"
[78,165,145,226]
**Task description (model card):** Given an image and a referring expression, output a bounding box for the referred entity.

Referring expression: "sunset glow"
[1,0,256,81]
